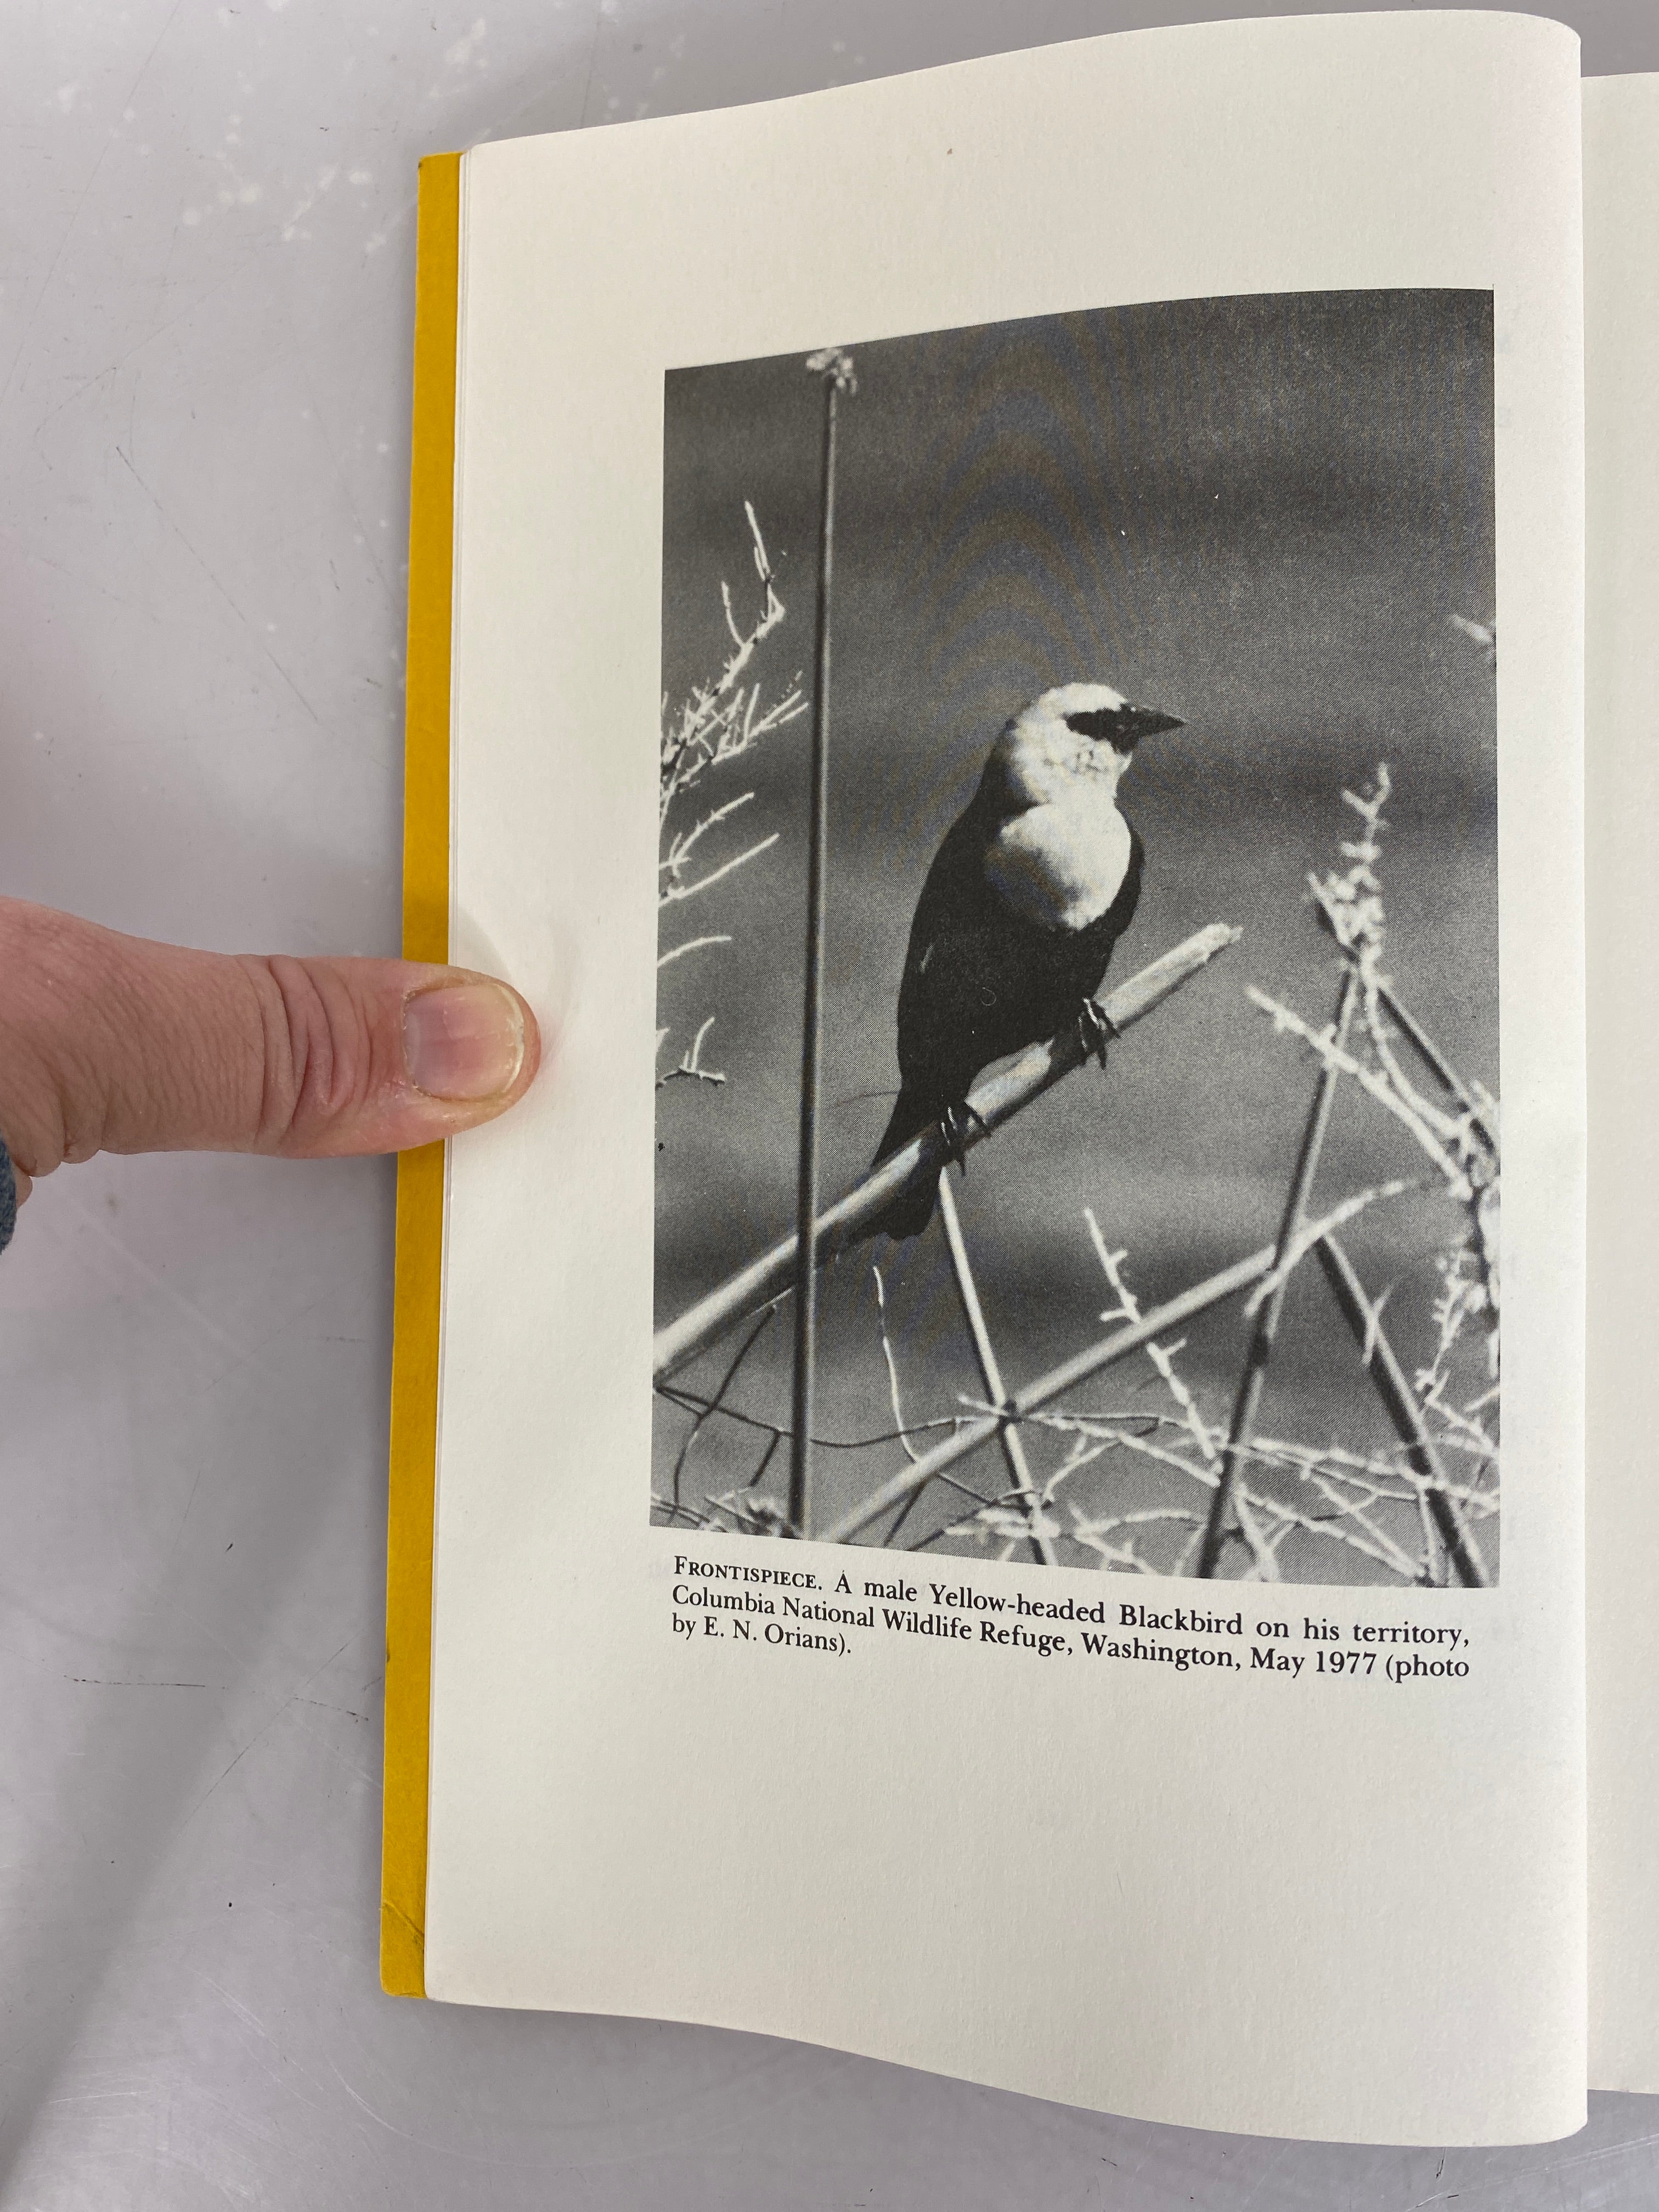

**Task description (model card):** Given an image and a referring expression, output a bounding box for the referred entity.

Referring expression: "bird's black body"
[871,760,1146,1238]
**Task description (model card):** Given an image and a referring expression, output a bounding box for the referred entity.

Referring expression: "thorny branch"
[657,503,806,1083]
[657,1014,725,1090]
[1084,1210,1278,1579]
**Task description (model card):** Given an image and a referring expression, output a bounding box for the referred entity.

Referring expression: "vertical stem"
[936,1173,1058,1567]
[1376,980,1500,1156]
[1314,1233,1491,1589]
[789,358,848,1538]
[1197,967,1359,1577]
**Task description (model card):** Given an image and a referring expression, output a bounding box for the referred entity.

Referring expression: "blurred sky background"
[653,290,1497,1582]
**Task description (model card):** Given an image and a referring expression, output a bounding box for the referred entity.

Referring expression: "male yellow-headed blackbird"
[872,682,1182,1237]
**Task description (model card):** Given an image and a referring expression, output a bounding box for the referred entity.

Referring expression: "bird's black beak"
[1119,705,1185,746]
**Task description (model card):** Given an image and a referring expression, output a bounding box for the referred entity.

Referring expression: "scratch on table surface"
[168,1597,249,1667]
[1407,2129,1659,2208]
[24,246,267,449]
[182,1728,268,1823]
[294,351,396,610]
[0,0,188,410]
[578,0,607,127]
[1235,2141,1291,2211]
[323,2050,540,2161]
[24,549,159,620]
[283,1705,377,1788]
[59,1178,253,1365]
[112,443,325,728]
[300,1638,356,1686]
[160,1457,208,1587]
[32,366,117,466]
[196,1973,343,2118]
[176,1640,357,1828]
[68,1677,207,1688]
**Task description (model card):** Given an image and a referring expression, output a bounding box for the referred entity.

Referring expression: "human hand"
[0,897,541,1232]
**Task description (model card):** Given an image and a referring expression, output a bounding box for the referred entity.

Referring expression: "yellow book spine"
[381,149,461,1999]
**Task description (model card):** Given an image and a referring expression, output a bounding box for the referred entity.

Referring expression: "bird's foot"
[938,1100,990,1173]
[1077,997,1121,1070]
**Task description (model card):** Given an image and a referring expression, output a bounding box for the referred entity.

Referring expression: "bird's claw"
[1078,997,1121,1069]
[938,1100,989,1173]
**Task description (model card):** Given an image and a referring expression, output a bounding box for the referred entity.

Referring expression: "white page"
[1585,69,1659,2098]
[426,11,1586,2143]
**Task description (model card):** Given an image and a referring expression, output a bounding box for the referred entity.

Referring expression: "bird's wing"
[892,812,998,1075]
[895,907,1043,1091]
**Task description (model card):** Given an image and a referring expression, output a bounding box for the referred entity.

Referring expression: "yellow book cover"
[381,149,460,1999]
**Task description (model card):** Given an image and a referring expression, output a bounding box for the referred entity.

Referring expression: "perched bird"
[871,681,1184,1238]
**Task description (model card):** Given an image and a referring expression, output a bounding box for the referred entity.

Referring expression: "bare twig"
[659,503,803,819]
[1316,1233,1490,1587]
[871,1265,922,1467]
[1308,876,1499,1156]
[1241,1175,1421,1317]
[662,833,781,909]
[1084,1211,1277,1579]
[658,500,806,1073]
[657,934,732,973]
[1449,611,1497,668]
[657,1015,725,1090]
[939,1172,1059,1567]
[656,1380,964,1454]
[661,790,758,879]
[1197,968,1358,1578]
[1245,987,1474,1197]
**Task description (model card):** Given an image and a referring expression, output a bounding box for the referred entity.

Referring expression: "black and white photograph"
[652,290,1500,1587]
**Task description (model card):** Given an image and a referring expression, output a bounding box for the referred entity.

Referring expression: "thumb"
[0,898,542,1203]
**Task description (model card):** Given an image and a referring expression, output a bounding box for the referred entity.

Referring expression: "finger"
[0,899,543,1182]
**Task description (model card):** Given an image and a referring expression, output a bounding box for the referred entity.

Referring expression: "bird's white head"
[999,682,1185,799]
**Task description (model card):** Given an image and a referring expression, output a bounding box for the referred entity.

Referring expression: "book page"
[1585,69,1659,2098]
[426,11,1585,2143]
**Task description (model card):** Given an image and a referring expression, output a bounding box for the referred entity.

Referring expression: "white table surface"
[3,2,1656,2204]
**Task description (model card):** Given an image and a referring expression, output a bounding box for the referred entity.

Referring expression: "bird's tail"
[868,1090,939,1240]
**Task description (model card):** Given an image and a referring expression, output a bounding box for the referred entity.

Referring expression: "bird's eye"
[1064,709,1124,742]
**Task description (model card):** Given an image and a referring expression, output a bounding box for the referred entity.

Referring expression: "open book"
[382,10,1658,2147]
